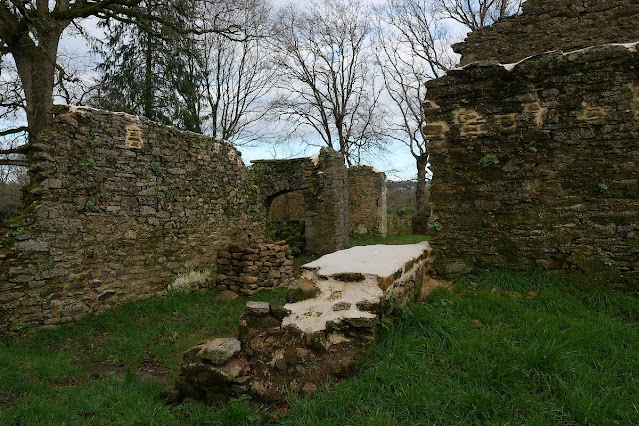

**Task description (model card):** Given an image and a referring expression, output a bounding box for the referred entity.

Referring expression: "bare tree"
[200,0,277,143]
[271,0,384,166]
[433,0,523,30]
[0,0,244,167]
[1,43,96,170]
[375,0,455,212]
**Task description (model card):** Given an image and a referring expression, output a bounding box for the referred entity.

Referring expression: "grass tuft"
[349,234,428,247]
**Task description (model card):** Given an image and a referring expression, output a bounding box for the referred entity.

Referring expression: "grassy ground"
[348,234,428,247]
[281,271,639,425]
[2,265,638,424]
[0,289,284,425]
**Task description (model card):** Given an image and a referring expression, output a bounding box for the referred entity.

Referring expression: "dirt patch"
[76,353,170,385]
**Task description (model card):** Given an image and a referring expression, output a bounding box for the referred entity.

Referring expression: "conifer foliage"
[91,0,204,132]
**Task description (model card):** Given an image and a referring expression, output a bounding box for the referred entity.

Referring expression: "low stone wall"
[347,166,387,236]
[423,44,639,286]
[0,106,265,332]
[455,0,639,66]
[162,242,434,404]
[216,243,294,295]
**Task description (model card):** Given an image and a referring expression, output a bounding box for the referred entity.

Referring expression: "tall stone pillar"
[304,147,349,254]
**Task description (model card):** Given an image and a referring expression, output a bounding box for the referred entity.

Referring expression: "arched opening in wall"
[266,189,307,256]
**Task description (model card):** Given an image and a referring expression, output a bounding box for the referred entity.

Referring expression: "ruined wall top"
[454,0,639,66]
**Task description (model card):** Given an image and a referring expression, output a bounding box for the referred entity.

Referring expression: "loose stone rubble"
[161,242,434,404]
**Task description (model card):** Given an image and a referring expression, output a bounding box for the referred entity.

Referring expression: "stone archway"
[250,147,349,255]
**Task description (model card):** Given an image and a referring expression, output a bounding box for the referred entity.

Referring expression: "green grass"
[279,271,639,425]
[0,288,284,425]
[2,271,639,425]
[349,234,428,247]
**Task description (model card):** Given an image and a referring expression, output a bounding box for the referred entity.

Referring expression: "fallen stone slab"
[282,242,431,334]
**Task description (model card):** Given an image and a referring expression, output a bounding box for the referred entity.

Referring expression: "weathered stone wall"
[455,0,639,66]
[251,148,349,255]
[423,44,639,286]
[268,191,305,222]
[304,149,350,254]
[216,242,294,295]
[0,106,265,331]
[347,166,387,236]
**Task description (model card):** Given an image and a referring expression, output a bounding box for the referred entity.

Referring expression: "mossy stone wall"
[251,148,350,255]
[0,106,265,331]
[424,45,639,286]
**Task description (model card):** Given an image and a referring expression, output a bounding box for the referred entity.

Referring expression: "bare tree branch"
[375,0,457,211]
[0,158,28,166]
[432,0,522,30]
[271,0,385,166]
[0,126,29,137]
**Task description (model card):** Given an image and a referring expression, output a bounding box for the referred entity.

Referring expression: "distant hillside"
[387,179,430,214]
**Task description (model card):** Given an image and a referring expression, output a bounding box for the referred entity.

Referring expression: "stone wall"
[0,106,265,332]
[251,148,349,255]
[347,166,387,236]
[216,242,294,295]
[423,44,639,286]
[455,0,639,66]
[268,192,305,222]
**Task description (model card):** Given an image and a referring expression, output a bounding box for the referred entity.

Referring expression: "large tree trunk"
[415,154,428,212]
[12,31,62,140]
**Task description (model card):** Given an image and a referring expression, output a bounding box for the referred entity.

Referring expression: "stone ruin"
[347,166,387,237]
[0,106,266,332]
[251,154,389,255]
[161,241,434,404]
[250,150,350,255]
[425,0,639,287]
[0,106,389,331]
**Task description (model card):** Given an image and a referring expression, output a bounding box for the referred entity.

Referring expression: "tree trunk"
[144,32,154,119]
[415,154,428,212]
[12,30,63,140]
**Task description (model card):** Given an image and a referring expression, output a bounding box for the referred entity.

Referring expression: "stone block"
[286,278,320,303]
[245,301,270,316]
[181,359,243,385]
[197,338,241,365]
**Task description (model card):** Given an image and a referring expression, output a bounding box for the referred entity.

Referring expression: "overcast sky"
[54,0,470,181]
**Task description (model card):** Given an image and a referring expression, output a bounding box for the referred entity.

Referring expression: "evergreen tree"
[91,0,204,132]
